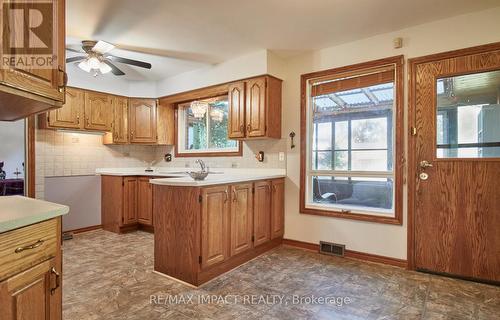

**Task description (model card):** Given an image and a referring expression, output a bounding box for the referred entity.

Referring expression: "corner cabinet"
[0,218,62,320]
[0,0,67,121]
[153,177,285,286]
[101,175,154,233]
[228,75,282,140]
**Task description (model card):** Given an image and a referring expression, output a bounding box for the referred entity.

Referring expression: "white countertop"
[0,196,69,233]
[96,167,286,187]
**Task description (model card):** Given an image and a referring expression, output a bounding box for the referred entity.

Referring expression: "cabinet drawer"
[0,219,58,281]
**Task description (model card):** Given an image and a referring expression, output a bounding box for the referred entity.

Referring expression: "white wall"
[0,120,25,179]
[282,6,500,260]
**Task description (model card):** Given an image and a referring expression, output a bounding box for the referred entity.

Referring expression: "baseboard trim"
[64,225,102,235]
[282,238,407,268]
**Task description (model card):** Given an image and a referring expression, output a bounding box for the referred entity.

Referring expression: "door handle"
[419,160,433,169]
[50,267,60,295]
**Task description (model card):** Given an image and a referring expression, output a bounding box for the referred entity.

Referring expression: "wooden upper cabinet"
[201,185,230,269]
[0,0,66,104]
[246,77,267,137]
[84,92,112,131]
[271,179,285,239]
[129,99,157,144]
[111,96,129,144]
[137,177,153,226]
[46,88,84,129]
[227,82,246,139]
[230,183,253,256]
[227,75,282,140]
[123,177,138,225]
[0,258,60,320]
[253,180,271,247]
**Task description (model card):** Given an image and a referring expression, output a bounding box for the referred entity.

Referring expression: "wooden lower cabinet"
[201,185,230,268]
[153,178,285,286]
[0,218,62,320]
[101,175,154,233]
[254,180,271,246]
[271,179,285,239]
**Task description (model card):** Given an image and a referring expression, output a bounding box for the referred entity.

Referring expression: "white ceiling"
[66,0,500,81]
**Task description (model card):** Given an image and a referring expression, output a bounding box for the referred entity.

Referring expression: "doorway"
[408,43,500,284]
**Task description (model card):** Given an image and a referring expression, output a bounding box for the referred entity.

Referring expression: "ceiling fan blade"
[66,56,86,63]
[92,40,115,54]
[103,60,125,76]
[66,47,84,53]
[107,55,152,69]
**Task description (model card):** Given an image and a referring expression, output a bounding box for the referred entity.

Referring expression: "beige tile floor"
[62,230,499,320]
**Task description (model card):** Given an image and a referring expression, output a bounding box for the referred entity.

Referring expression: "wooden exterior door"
[122,177,138,225]
[228,82,246,139]
[253,180,271,246]
[245,77,267,137]
[410,44,500,283]
[271,179,285,239]
[201,185,230,269]
[0,258,60,320]
[129,99,157,144]
[230,183,253,256]
[137,177,152,226]
[84,92,112,131]
[112,96,128,143]
[48,88,84,129]
[0,0,66,102]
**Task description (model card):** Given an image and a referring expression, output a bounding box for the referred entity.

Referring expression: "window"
[176,95,241,157]
[436,70,500,158]
[301,56,403,224]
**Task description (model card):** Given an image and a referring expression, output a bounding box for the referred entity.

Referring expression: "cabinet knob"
[247,124,251,132]
[233,189,237,202]
[239,124,244,133]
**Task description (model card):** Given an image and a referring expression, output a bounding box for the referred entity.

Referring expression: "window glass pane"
[436,70,500,158]
[314,151,332,170]
[351,150,388,171]
[180,96,238,153]
[333,151,348,170]
[311,176,393,211]
[335,121,348,150]
[351,118,387,149]
[313,122,332,150]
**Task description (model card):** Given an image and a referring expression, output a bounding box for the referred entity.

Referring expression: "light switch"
[279,152,285,161]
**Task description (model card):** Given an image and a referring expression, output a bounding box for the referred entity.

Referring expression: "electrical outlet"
[279,152,285,161]
[71,137,79,143]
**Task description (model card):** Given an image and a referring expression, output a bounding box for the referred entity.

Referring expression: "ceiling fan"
[66,40,152,76]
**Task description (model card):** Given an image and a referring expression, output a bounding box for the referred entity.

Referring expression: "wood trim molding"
[26,116,36,198]
[300,55,404,225]
[406,41,500,271]
[64,225,102,234]
[283,238,407,268]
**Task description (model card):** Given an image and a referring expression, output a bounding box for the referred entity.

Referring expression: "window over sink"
[176,95,241,157]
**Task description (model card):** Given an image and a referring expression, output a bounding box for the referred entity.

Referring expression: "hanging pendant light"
[190,100,208,118]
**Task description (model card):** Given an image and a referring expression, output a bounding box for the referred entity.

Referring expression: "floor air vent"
[319,241,345,257]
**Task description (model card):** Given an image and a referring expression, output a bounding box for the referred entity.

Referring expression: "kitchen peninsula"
[149,169,285,286]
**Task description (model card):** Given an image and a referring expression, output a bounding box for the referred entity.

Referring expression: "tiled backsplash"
[35,129,286,199]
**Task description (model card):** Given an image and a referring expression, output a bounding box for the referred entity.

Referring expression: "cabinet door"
[201,185,230,269]
[84,91,112,131]
[1,0,66,102]
[47,88,84,129]
[228,82,246,139]
[112,96,128,143]
[129,99,157,144]
[122,177,138,225]
[137,177,153,226]
[253,180,271,246]
[0,258,60,320]
[271,179,285,239]
[230,183,253,256]
[245,77,267,137]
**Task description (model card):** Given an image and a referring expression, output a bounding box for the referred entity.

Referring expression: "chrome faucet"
[195,159,207,172]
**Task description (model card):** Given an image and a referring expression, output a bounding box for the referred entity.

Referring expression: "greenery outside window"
[176,95,241,156]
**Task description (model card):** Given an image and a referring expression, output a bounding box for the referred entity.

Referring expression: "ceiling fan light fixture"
[78,60,91,72]
[87,56,101,69]
[99,62,112,74]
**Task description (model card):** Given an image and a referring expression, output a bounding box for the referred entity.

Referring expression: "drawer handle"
[15,239,44,253]
[50,267,60,295]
